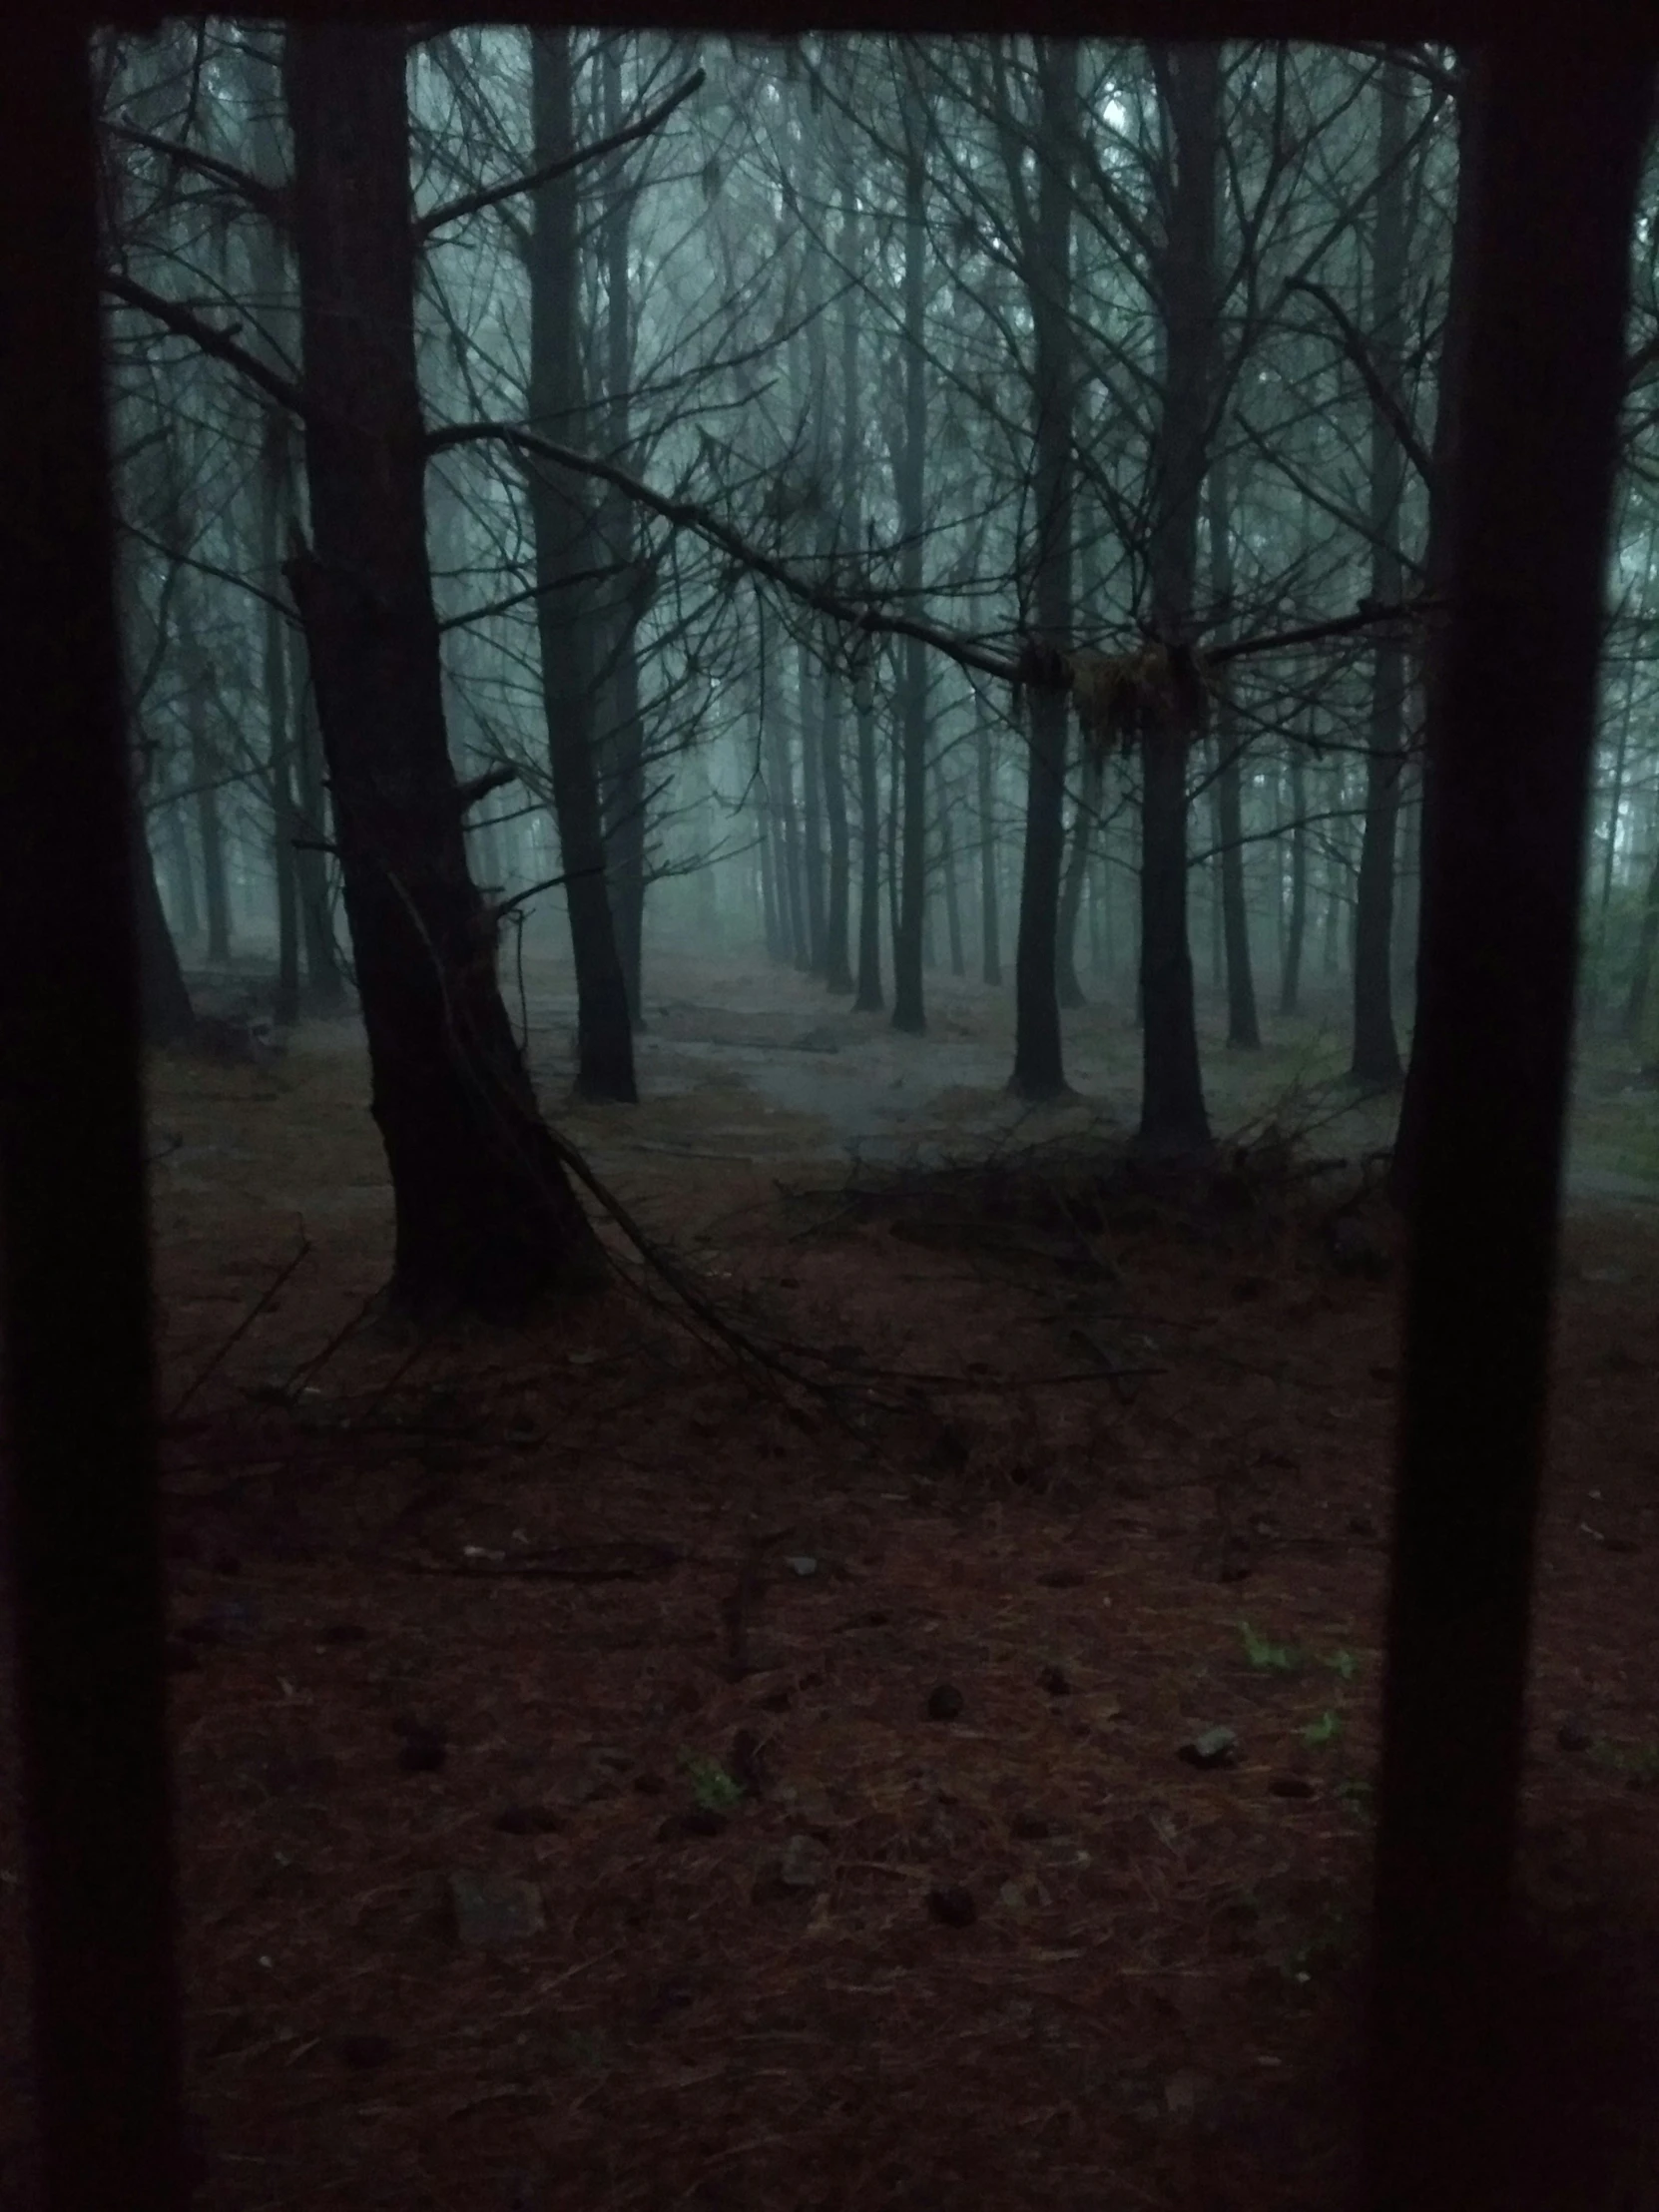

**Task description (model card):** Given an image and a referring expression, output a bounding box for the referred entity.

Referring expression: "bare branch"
[430,417,1442,700]
[415,69,704,243]
[101,272,310,422]
[107,122,286,228]
[426,415,1029,685]
[1283,276,1434,485]
[453,765,518,815]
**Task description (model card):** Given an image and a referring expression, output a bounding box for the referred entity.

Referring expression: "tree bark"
[1206,452,1260,1047]
[135,802,197,1046]
[935,752,966,978]
[283,23,603,1314]
[836,175,882,1013]
[1623,840,1659,1050]
[526,28,636,1101]
[798,642,828,971]
[1056,740,1098,1010]
[597,42,648,1029]
[1138,43,1220,1154]
[821,646,853,992]
[183,624,230,966]
[891,85,928,1036]
[1363,41,1650,2209]
[976,711,1001,986]
[259,412,301,1026]
[853,651,883,1009]
[1351,60,1409,1089]
[1009,42,1076,1100]
[1389,56,1480,1202]
[290,654,342,1006]
[1281,743,1309,1017]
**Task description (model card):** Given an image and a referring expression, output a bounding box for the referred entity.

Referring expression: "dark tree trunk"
[260,414,301,1026]
[1056,742,1098,1010]
[886,722,901,983]
[1389,58,1480,1204]
[1008,42,1076,1100]
[283,23,603,1313]
[1586,610,1641,1026]
[290,656,342,1006]
[185,637,230,966]
[935,754,966,978]
[1208,780,1225,991]
[527,28,636,1101]
[135,808,196,1046]
[1363,41,1650,2210]
[1622,836,1659,1048]
[1206,454,1260,1047]
[602,647,647,1025]
[976,713,1001,986]
[1138,42,1219,1155]
[1215,738,1259,1044]
[598,43,647,1028]
[799,646,828,972]
[771,703,808,967]
[244,55,303,1025]
[162,795,199,942]
[891,86,928,1035]
[1281,744,1309,1017]
[757,762,784,961]
[821,650,853,992]
[852,658,883,1010]
[1351,61,1409,1089]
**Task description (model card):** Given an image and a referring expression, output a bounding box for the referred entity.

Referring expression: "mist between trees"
[100,24,1659,1312]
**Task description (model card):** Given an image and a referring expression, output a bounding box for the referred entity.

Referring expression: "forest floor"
[4,948,1659,2211]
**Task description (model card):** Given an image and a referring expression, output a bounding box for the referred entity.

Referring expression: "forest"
[4,20,1659,2212]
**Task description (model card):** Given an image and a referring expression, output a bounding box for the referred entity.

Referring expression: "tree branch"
[453,765,519,815]
[1283,276,1434,485]
[1208,596,1446,667]
[415,68,705,243]
[101,272,309,422]
[426,415,1029,686]
[429,416,1442,701]
[107,123,286,229]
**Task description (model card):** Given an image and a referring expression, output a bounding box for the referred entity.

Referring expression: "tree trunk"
[260,414,301,1026]
[821,649,853,991]
[283,23,603,1313]
[597,42,647,1028]
[1588,542,1651,1025]
[1056,741,1098,1010]
[1206,452,1260,1047]
[771,697,808,966]
[891,83,928,1035]
[526,28,636,1101]
[243,46,305,1024]
[853,653,883,1009]
[1138,42,1219,1154]
[184,631,230,966]
[976,712,1001,986]
[1362,42,1650,2209]
[935,753,966,978]
[135,811,197,1046]
[1282,744,1309,1017]
[161,794,199,943]
[1009,42,1076,1100]
[757,751,784,961]
[1623,838,1659,1050]
[1351,61,1409,1089]
[1388,57,1480,1203]
[799,645,828,972]
[290,654,342,1006]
